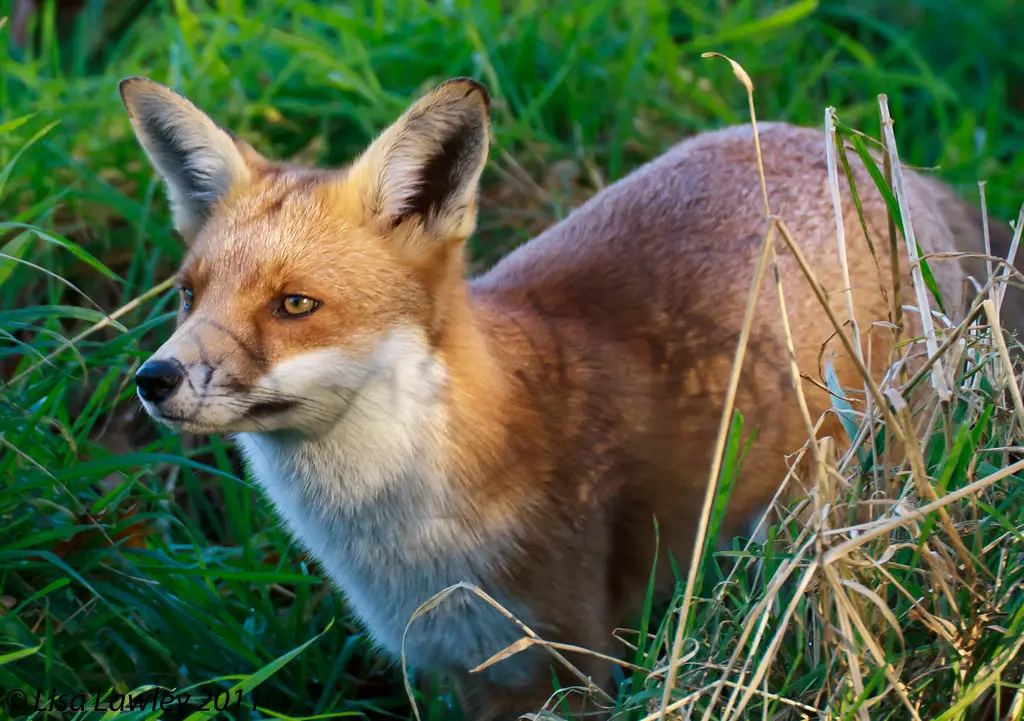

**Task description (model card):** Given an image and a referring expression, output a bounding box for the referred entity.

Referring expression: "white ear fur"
[119,77,257,236]
[348,78,491,243]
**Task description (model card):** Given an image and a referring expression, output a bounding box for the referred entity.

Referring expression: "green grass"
[1,0,1023,718]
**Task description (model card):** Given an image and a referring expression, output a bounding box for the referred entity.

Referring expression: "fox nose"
[135,359,184,404]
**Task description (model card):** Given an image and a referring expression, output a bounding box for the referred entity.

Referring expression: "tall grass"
[1,1,1022,719]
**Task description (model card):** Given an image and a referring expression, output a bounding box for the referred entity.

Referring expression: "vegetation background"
[1,0,1022,719]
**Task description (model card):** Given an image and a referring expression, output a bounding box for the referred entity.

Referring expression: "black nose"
[136,359,184,404]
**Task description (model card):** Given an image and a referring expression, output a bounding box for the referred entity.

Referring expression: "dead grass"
[647,60,1024,721]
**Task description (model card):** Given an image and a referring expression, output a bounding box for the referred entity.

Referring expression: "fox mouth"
[139,404,191,425]
[139,392,303,434]
[142,406,216,432]
[245,399,299,416]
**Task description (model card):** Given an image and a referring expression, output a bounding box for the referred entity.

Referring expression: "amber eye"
[180,287,194,313]
[279,295,321,318]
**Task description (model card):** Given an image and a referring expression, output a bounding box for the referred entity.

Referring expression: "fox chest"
[236,434,540,686]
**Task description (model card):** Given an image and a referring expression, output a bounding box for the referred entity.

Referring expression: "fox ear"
[119,77,262,236]
[347,77,491,245]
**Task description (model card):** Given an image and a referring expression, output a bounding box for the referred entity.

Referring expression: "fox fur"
[121,75,1022,719]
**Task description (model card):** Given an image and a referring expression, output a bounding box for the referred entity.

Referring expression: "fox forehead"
[179,170,408,298]
[183,171,339,279]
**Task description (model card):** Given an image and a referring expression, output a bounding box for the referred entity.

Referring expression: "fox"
[120,75,1021,719]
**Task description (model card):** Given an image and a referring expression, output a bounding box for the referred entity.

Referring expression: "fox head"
[121,77,490,435]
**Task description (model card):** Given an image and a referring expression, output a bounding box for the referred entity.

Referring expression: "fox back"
[122,77,1021,720]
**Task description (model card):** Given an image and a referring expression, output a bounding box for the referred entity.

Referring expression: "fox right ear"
[119,77,261,237]
[345,77,491,249]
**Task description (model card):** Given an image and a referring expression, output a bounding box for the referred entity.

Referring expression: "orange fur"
[121,76,1022,719]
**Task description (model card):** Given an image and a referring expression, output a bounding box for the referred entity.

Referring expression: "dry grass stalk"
[877,95,951,400]
[983,299,1024,435]
[698,57,833,721]
[979,182,993,284]
[655,51,777,721]
[400,581,616,721]
[824,106,861,362]
[995,205,1024,317]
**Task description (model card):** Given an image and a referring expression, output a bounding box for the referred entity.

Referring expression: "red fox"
[121,76,1020,719]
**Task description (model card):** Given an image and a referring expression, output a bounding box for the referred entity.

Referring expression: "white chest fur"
[234,331,539,686]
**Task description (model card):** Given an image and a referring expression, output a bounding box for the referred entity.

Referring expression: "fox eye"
[278,295,321,318]
[180,287,194,313]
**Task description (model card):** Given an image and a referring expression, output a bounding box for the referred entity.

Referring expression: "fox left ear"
[347,78,491,246]
[119,77,265,237]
